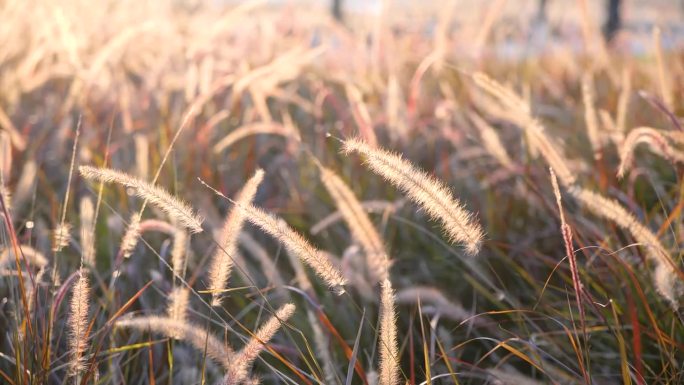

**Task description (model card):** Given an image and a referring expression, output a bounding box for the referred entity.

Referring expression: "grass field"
[0,0,683,384]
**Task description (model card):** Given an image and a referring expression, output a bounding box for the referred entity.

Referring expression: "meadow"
[0,0,683,384]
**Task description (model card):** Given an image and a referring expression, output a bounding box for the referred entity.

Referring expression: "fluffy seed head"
[0,245,48,268]
[378,280,399,385]
[80,197,96,266]
[239,203,347,293]
[472,73,577,186]
[171,228,188,278]
[617,127,684,178]
[68,269,90,377]
[79,165,203,233]
[116,316,234,369]
[167,286,190,324]
[120,213,142,259]
[318,164,390,283]
[469,111,514,170]
[223,303,295,385]
[395,286,473,322]
[53,222,72,253]
[343,138,484,255]
[654,262,683,309]
[568,185,680,309]
[209,169,264,306]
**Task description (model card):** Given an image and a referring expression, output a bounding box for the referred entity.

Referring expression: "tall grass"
[0,1,683,384]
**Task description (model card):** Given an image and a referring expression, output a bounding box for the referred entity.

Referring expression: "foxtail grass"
[378,279,399,385]
[68,269,90,379]
[581,73,601,159]
[568,186,682,309]
[238,203,347,294]
[171,227,188,278]
[318,163,390,283]
[617,127,684,178]
[167,286,190,323]
[116,316,234,368]
[79,197,95,266]
[120,213,142,259]
[223,303,295,385]
[343,138,484,255]
[395,286,473,322]
[79,165,204,233]
[208,169,264,306]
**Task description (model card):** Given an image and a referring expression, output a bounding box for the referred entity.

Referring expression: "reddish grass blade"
[317,309,368,385]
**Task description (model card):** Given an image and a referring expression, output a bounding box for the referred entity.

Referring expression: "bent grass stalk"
[617,127,684,178]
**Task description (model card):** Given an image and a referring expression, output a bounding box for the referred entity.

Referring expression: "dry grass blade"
[306,309,337,385]
[79,165,204,233]
[345,83,378,147]
[138,219,176,235]
[0,104,26,150]
[133,134,149,180]
[318,164,390,283]
[0,131,10,183]
[343,138,484,255]
[11,160,36,212]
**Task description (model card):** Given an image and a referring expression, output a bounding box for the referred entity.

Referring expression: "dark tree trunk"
[332,0,343,22]
[603,0,622,42]
[536,0,548,23]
